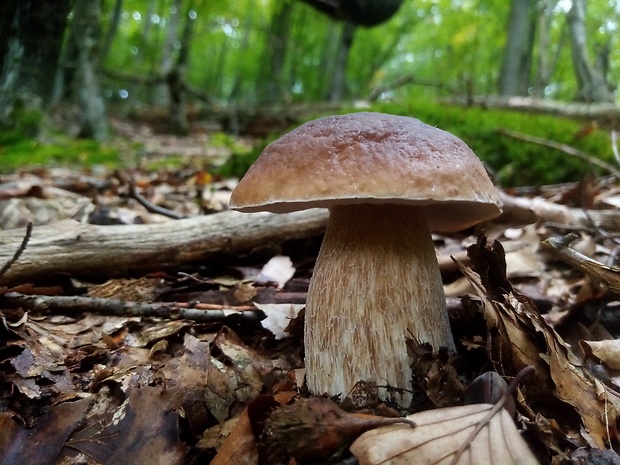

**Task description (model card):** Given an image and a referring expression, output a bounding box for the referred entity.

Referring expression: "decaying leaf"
[61,386,186,465]
[580,339,620,370]
[0,397,92,465]
[260,397,415,464]
[350,402,539,465]
[254,302,304,339]
[461,238,620,448]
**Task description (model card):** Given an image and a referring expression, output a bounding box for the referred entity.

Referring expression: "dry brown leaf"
[62,386,186,465]
[350,403,539,465]
[580,339,620,370]
[460,239,620,448]
[210,408,258,465]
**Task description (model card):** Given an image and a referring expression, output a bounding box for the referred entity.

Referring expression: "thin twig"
[497,128,620,179]
[0,222,33,281]
[0,292,265,324]
[612,130,619,166]
[128,182,187,219]
[115,171,187,219]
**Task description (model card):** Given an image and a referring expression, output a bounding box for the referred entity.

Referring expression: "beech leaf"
[350,403,539,465]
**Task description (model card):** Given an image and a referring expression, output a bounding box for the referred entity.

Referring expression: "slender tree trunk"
[498,0,537,97]
[229,7,256,103]
[153,0,182,106]
[100,0,123,61]
[259,0,294,104]
[566,0,614,102]
[532,0,556,97]
[327,20,356,102]
[72,0,107,140]
[0,0,73,127]
[168,2,195,135]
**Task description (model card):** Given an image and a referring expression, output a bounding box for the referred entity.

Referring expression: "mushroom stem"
[305,204,455,406]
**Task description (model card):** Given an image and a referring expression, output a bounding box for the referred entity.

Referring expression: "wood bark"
[0,209,329,286]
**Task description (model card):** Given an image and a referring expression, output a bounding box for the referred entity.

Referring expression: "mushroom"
[229,112,502,406]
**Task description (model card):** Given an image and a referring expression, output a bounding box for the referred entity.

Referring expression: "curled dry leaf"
[580,339,620,370]
[462,237,620,448]
[350,403,539,465]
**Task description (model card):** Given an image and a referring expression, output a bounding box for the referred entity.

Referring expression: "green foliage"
[0,132,120,173]
[99,1,619,107]
[212,138,268,179]
[374,100,613,186]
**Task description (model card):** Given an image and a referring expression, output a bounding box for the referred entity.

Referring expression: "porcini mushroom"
[230,112,502,406]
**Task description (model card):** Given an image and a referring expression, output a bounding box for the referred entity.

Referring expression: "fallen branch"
[0,209,329,286]
[0,222,32,281]
[0,292,265,324]
[498,191,620,230]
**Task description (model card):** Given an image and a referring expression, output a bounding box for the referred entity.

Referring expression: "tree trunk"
[533,0,555,97]
[0,0,73,127]
[566,0,614,103]
[259,0,294,104]
[154,0,182,106]
[327,20,356,102]
[100,0,123,61]
[72,0,108,140]
[498,0,537,97]
[168,2,195,135]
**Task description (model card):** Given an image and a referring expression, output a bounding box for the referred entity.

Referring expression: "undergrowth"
[1,99,614,187]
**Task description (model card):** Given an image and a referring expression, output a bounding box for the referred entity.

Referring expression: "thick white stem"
[305,204,454,406]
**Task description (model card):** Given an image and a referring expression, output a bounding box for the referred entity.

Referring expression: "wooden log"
[499,191,620,230]
[0,209,329,286]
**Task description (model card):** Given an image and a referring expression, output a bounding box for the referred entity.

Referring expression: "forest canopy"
[0,0,618,184]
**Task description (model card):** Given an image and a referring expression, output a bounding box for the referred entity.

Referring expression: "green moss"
[213,143,266,179]
[0,132,120,172]
[373,100,612,186]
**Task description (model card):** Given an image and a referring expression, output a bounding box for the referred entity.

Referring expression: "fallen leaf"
[350,403,539,465]
[580,339,620,370]
[261,397,414,464]
[62,386,185,465]
[0,397,92,465]
[462,237,620,448]
[256,255,295,288]
[254,302,304,339]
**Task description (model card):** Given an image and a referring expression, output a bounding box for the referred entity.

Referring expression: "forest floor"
[2,115,620,465]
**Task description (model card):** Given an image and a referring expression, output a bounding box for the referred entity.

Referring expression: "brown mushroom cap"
[230,112,502,231]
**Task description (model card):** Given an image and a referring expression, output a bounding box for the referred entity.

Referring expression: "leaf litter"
[3,137,620,464]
